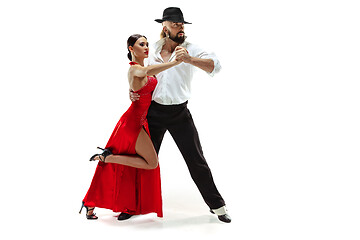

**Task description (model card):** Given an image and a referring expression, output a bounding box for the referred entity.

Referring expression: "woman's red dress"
[82,72,162,217]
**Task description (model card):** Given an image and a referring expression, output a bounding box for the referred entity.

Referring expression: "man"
[127,7,231,223]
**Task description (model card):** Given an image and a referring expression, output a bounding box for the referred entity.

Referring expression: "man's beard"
[167,30,186,44]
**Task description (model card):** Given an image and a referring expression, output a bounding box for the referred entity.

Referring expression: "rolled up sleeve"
[190,44,222,77]
[202,52,221,77]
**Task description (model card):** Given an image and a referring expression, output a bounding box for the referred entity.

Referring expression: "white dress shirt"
[148,38,221,105]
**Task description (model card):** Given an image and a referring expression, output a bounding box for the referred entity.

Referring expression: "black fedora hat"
[155,7,192,24]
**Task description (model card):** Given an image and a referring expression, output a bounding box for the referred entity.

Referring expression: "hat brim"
[155,19,192,24]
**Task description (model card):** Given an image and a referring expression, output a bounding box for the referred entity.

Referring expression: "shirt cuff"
[208,57,221,77]
[200,55,221,77]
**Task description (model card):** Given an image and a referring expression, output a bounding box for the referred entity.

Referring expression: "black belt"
[151,100,188,110]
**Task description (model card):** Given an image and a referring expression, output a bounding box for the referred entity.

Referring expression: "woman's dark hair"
[127,34,147,61]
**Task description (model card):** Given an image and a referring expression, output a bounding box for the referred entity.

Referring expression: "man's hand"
[175,47,215,73]
[175,46,191,63]
[129,89,140,102]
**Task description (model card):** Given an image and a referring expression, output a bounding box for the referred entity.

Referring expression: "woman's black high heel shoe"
[79,201,98,220]
[89,147,112,163]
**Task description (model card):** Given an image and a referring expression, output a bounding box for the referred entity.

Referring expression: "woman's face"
[130,37,149,59]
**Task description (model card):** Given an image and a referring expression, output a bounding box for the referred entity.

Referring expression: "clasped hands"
[129,47,190,102]
[174,46,191,63]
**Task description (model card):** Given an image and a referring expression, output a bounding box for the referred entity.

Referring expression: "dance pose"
[79,34,182,220]
[130,7,231,223]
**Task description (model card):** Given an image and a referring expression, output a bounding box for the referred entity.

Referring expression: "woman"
[79,34,182,220]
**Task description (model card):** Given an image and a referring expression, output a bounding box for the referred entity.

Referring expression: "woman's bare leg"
[94,128,158,169]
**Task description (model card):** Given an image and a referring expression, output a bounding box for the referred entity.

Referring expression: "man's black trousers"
[146,101,225,210]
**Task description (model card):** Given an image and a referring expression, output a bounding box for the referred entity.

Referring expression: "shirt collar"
[154,38,189,54]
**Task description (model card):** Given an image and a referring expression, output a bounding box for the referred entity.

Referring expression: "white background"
[1,0,359,239]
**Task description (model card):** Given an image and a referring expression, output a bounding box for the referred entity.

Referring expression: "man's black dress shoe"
[210,210,232,223]
[117,212,133,221]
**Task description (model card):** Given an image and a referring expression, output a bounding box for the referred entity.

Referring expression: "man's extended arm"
[175,46,219,75]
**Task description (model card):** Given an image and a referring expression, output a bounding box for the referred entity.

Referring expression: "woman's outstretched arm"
[130,59,181,78]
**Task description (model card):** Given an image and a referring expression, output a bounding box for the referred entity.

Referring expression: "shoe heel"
[79,202,84,214]
[89,147,111,163]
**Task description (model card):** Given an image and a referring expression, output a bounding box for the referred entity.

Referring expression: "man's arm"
[187,57,214,73]
[129,89,140,102]
[175,46,217,74]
